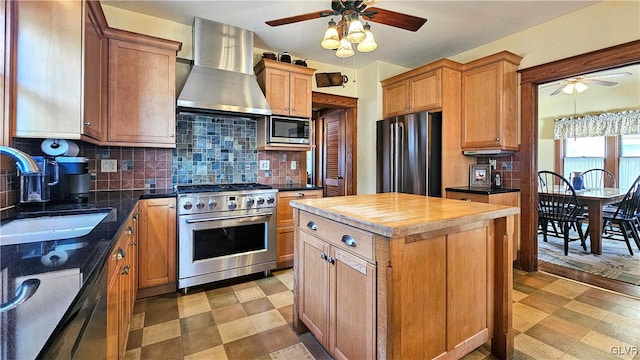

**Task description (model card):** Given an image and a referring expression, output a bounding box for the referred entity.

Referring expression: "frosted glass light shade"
[346,14,366,43]
[562,82,588,94]
[357,23,377,52]
[336,38,354,57]
[321,20,340,49]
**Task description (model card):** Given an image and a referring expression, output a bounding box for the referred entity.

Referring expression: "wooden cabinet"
[255,59,316,118]
[13,0,84,139]
[106,206,138,360]
[276,189,323,268]
[82,1,108,141]
[382,68,442,117]
[446,189,521,260]
[461,51,522,151]
[297,215,376,359]
[105,35,181,147]
[137,197,177,297]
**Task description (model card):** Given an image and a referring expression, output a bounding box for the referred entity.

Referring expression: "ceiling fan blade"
[590,71,633,79]
[365,7,427,32]
[265,10,333,27]
[549,86,564,96]
[539,81,563,88]
[582,79,618,86]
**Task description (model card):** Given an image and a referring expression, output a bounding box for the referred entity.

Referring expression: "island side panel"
[491,215,515,359]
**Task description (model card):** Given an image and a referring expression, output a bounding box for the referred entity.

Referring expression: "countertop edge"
[445,187,520,195]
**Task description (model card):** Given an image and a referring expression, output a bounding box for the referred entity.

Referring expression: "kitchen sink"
[0,211,110,246]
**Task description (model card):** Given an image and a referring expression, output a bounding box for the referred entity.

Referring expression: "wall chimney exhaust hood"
[177,18,271,117]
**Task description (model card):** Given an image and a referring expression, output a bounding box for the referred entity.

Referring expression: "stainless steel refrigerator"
[376,112,442,196]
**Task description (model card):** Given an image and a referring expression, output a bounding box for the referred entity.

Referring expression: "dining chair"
[582,168,616,189]
[598,174,640,255]
[537,171,589,255]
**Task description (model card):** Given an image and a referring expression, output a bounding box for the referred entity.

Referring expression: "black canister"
[279,52,291,63]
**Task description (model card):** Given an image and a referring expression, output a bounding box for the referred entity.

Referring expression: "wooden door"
[298,231,330,347]
[138,198,176,288]
[108,39,176,145]
[265,68,291,116]
[382,80,409,117]
[330,247,376,360]
[462,62,502,149]
[322,109,346,197]
[290,72,312,117]
[410,69,442,112]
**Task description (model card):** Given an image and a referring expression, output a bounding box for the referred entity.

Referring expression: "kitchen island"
[290,193,519,360]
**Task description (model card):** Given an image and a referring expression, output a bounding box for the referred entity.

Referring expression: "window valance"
[554,109,640,139]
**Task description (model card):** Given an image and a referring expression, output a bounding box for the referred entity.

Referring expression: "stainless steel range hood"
[177,18,271,116]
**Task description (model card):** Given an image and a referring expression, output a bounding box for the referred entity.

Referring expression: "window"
[619,134,640,190]
[563,136,605,180]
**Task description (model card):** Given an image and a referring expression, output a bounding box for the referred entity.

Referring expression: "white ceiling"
[101,0,599,69]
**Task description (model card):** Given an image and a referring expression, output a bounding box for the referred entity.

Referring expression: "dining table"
[555,187,627,255]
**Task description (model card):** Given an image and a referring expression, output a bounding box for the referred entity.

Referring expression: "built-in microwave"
[258,116,310,145]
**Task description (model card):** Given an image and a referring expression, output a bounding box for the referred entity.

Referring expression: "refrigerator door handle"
[391,123,401,192]
[397,122,405,193]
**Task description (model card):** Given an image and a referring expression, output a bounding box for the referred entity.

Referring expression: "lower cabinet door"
[330,247,376,360]
[298,232,330,347]
[106,273,119,360]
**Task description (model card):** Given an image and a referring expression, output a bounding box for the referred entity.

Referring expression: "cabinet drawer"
[446,192,490,203]
[299,212,374,262]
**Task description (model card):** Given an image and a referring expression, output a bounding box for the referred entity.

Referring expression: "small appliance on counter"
[20,156,59,203]
[51,157,91,203]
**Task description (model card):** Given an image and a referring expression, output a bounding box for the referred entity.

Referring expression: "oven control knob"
[227,201,237,210]
[266,196,275,204]
[196,201,205,210]
[208,200,217,209]
[183,201,193,210]
[256,197,265,205]
[246,198,255,207]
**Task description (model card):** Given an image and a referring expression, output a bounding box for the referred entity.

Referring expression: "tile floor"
[125,269,640,360]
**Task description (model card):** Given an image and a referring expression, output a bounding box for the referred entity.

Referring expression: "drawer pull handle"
[327,256,335,264]
[126,226,133,235]
[460,198,471,202]
[341,235,357,247]
[307,221,318,231]
[297,193,305,197]
[115,248,125,261]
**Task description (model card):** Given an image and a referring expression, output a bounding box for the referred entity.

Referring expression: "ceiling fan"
[541,72,633,96]
[265,0,427,32]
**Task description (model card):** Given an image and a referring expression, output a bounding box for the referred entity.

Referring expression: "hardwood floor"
[539,260,640,298]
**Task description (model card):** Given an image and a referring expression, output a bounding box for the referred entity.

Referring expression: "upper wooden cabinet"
[12,0,181,147]
[381,68,442,117]
[13,0,84,139]
[255,59,316,118]
[461,51,522,151]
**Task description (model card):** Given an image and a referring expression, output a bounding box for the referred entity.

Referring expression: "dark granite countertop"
[0,188,175,358]
[271,183,323,191]
[445,186,520,195]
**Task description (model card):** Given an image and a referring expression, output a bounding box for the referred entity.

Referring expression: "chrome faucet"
[0,145,41,174]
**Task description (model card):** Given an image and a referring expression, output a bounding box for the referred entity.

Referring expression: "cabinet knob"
[169,204,174,208]
[291,108,295,111]
[320,253,327,260]
[285,107,289,111]
[126,226,133,235]
[297,193,305,197]
[84,122,91,127]
[115,248,125,261]
[496,137,500,141]
[132,214,138,222]
[307,221,318,230]
[169,133,174,137]
[327,256,335,264]
[341,235,357,247]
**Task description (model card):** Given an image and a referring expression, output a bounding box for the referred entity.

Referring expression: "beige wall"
[103,1,640,194]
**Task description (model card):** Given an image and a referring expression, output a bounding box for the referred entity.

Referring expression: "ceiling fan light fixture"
[320,19,340,49]
[346,13,366,43]
[357,23,377,52]
[336,37,354,57]
[562,82,588,94]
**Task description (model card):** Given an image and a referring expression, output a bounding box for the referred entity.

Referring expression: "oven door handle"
[184,213,273,224]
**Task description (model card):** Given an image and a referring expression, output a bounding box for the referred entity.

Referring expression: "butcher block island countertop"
[290,193,519,360]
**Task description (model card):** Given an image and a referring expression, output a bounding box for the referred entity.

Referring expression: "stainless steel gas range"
[175,183,277,292]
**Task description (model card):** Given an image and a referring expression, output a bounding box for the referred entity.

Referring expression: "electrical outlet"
[259,160,270,170]
[489,159,497,169]
[101,159,117,173]
[291,161,297,170]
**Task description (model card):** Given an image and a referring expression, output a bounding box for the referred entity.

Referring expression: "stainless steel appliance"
[258,116,310,145]
[376,112,442,196]
[20,156,59,203]
[176,183,277,292]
